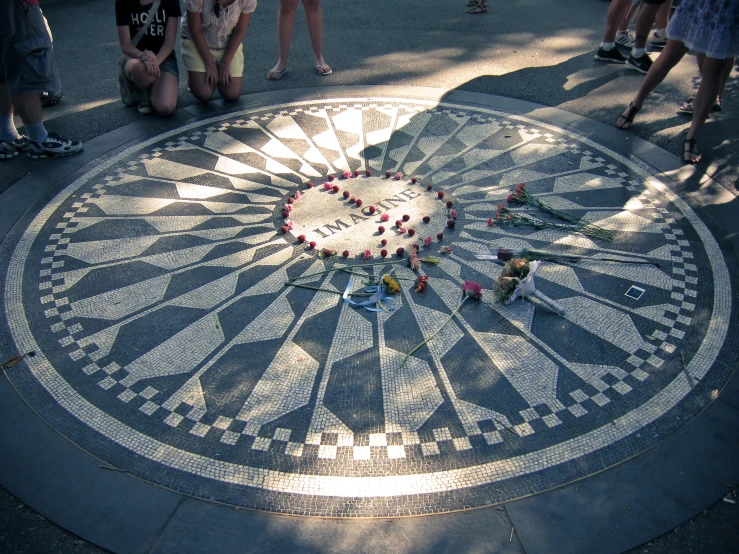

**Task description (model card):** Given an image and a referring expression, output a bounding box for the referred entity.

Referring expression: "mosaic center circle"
[287,176,448,253]
[1,95,735,517]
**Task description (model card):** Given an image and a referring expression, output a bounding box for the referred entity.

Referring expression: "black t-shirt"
[115,0,182,57]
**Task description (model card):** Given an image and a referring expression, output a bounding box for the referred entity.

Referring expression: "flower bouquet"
[494,257,565,315]
[496,183,616,241]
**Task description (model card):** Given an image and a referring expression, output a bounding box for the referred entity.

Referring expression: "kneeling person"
[115,0,181,116]
[181,0,255,103]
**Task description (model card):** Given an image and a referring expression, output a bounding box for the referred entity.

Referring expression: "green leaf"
[420,257,440,264]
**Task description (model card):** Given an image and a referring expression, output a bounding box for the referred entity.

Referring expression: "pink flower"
[380,213,390,222]
[515,182,526,194]
[395,172,402,180]
[423,236,433,247]
[343,171,351,179]
[398,226,406,234]
[287,220,294,230]
[462,281,483,299]
[507,194,515,203]
[324,182,333,190]
[363,249,372,260]
[449,209,457,219]
[415,275,429,293]
[294,190,302,199]
[284,204,293,212]
[487,218,494,227]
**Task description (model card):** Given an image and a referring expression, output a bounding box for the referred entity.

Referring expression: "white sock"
[631,47,646,58]
[601,42,615,51]
[616,30,630,37]
[25,122,49,144]
[0,113,19,142]
[654,28,666,38]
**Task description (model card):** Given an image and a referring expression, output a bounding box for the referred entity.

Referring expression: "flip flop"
[267,68,288,80]
[315,64,333,76]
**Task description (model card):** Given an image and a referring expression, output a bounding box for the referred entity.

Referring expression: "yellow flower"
[383,275,400,294]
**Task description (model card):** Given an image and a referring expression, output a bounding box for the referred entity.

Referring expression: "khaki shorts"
[181,39,244,78]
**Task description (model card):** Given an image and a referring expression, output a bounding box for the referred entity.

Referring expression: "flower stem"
[284,282,374,296]
[400,296,469,367]
[293,259,405,281]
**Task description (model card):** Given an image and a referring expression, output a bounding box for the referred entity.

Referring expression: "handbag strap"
[130,0,162,48]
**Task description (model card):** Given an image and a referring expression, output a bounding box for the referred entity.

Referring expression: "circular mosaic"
[1,96,737,517]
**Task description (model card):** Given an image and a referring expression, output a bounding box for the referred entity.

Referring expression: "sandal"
[682,138,701,165]
[467,1,488,13]
[616,102,641,130]
[267,67,288,80]
[681,97,722,113]
[315,64,333,76]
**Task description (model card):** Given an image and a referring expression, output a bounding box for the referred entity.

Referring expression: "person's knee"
[223,91,241,102]
[153,97,177,116]
[280,0,300,12]
[192,87,215,103]
[127,60,154,85]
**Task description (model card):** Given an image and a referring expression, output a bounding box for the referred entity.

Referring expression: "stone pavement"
[1,1,738,553]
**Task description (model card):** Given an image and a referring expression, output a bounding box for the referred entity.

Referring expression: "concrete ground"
[1,0,737,552]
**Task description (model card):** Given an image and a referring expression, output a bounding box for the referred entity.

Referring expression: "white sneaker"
[616,32,635,48]
[138,90,153,115]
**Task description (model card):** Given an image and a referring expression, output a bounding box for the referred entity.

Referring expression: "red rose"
[446,201,453,208]
[396,247,405,257]
[328,175,335,181]
[343,190,350,199]
[380,249,388,258]
[507,194,514,203]
[408,228,415,237]
[411,177,417,184]
[402,214,410,222]
[488,218,494,227]
[378,226,385,234]
[438,191,445,199]
[427,184,433,191]
[366,169,372,177]
[423,216,430,223]
[322,249,333,258]
[437,233,444,240]
[396,220,404,228]
[369,206,377,214]
[355,199,363,207]
[332,185,340,193]
[281,225,289,234]
[309,241,317,249]
[354,170,360,177]
[298,235,306,243]
[381,239,388,246]
[306,182,314,189]
[282,210,290,218]
[447,219,455,228]
[385,171,391,178]
[343,250,350,258]
[287,197,294,204]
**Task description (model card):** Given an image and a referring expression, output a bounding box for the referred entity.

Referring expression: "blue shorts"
[0,0,61,94]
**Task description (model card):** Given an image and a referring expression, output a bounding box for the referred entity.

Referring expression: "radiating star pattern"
[1,97,735,517]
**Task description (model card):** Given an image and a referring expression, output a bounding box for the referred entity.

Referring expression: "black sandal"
[682,138,701,165]
[616,102,640,130]
[467,1,488,13]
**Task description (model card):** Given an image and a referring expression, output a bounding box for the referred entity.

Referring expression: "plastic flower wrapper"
[439,245,453,255]
[494,259,564,315]
[401,280,483,367]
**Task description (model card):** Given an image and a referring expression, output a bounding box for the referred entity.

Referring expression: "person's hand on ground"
[218,61,231,86]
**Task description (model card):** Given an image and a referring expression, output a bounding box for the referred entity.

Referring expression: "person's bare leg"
[633,3,661,51]
[618,2,639,32]
[717,57,733,103]
[150,73,178,117]
[617,39,688,128]
[11,92,43,125]
[602,0,633,44]
[655,0,672,30]
[217,77,243,102]
[0,84,13,117]
[685,57,728,162]
[187,71,216,103]
[125,58,156,91]
[269,0,300,75]
[302,0,327,68]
